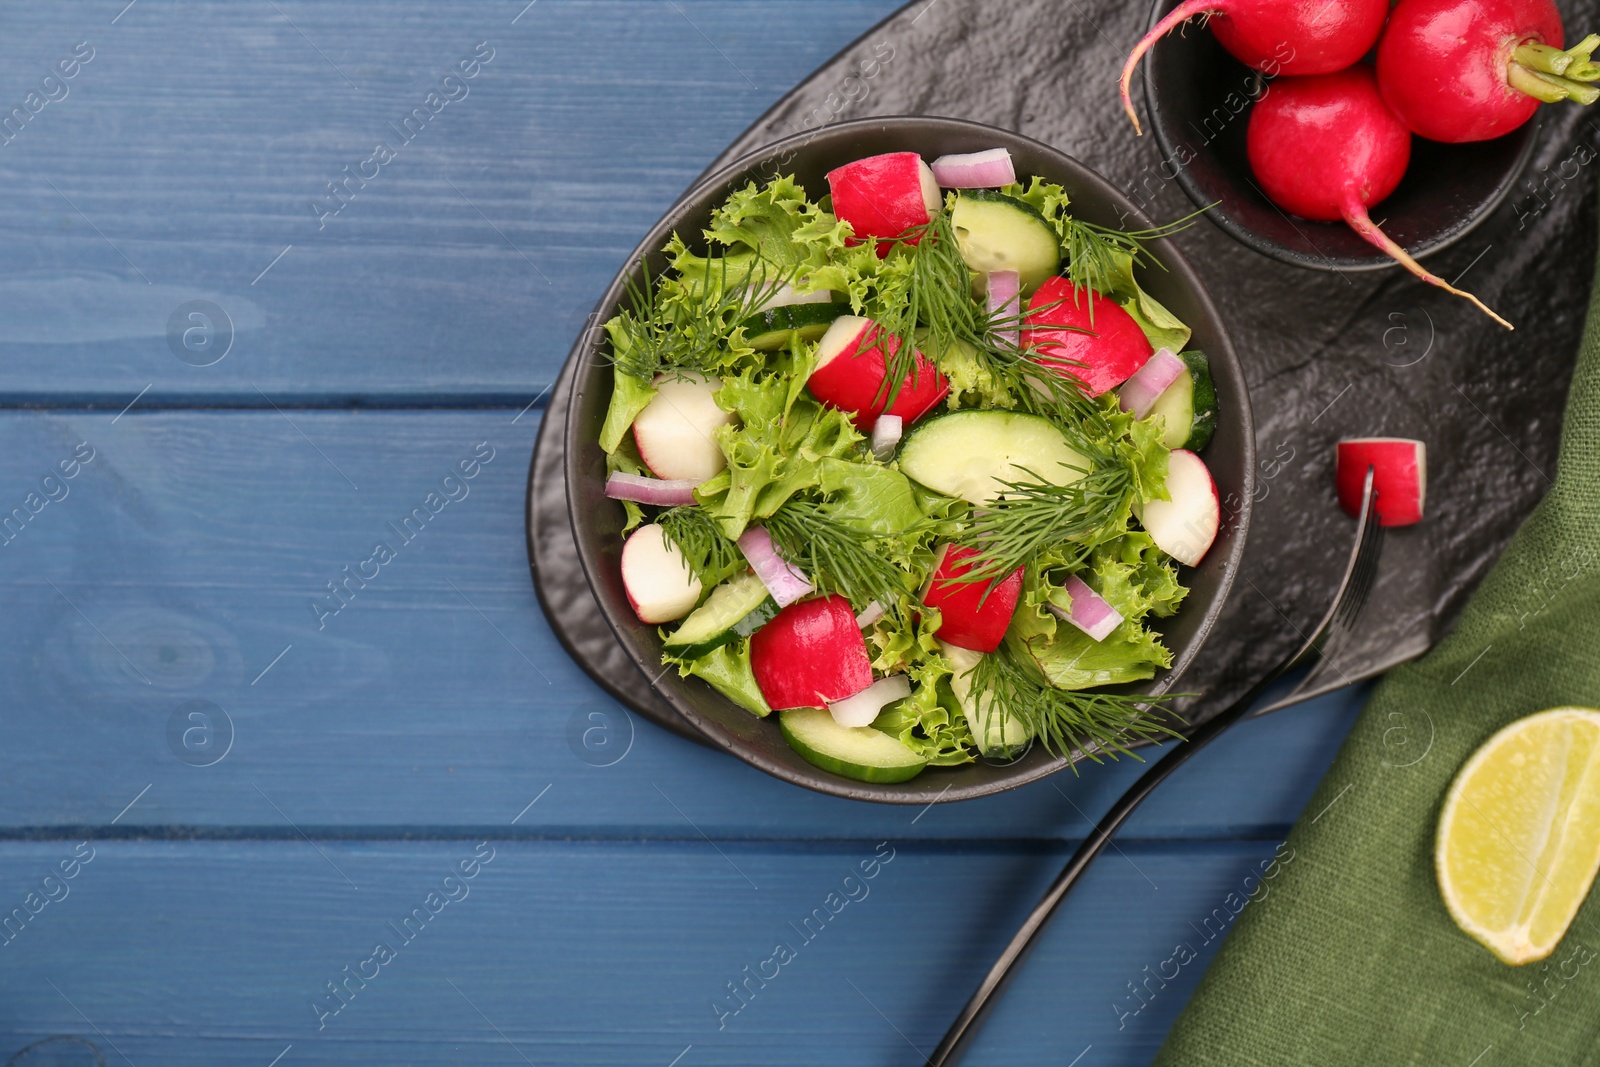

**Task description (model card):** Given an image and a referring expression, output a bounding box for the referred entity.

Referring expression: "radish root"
[1343,197,1513,330]
[1119,0,1220,135]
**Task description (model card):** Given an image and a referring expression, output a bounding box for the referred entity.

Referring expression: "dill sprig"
[870,212,1113,449]
[1059,209,1207,321]
[865,212,993,410]
[659,506,741,585]
[765,499,910,612]
[952,464,1135,587]
[967,643,1181,763]
[611,256,792,382]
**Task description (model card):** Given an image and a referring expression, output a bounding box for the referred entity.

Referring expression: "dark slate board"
[531,0,1596,738]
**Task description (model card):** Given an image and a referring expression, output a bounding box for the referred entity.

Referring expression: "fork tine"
[1298,468,1386,683]
[1286,467,1384,672]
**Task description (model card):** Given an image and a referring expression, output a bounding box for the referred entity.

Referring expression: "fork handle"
[923,672,1281,1067]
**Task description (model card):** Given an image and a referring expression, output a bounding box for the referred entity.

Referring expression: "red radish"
[1377,0,1599,144]
[1247,67,1513,330]
[920,545,1024,654]
[1120,0,1390,133]
[736,526,814,607]
[1138,449,1220,567]
[621,523,703,623]
[1118,347,1186,419]
[632,373,736,483]
[826,152,942,254]
[1336,438,1427,526]
[1022,277,1154,397]
[809,315,949,428]
[1051,576,1125,642]
[750,595,875,710]
[828,674,911,728]
[604,472,699,507]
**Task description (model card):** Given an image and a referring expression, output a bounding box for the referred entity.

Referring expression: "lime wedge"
[1437,707,1600,965]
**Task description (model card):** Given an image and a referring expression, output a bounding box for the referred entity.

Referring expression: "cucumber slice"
[898,410,1089,505]
[951,191,1061,295]
[663,572,778,659]
[739,301,851,351]
[1148,349,1217,451]
[941,642,1032,755]
[779,706,928,783]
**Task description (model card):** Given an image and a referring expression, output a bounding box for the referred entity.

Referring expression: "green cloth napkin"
[1155,241,1600,1064]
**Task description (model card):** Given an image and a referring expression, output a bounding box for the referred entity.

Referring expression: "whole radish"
[1377,0,1600,143]
[1247,66,1513,329]
[1120,0,1390,133]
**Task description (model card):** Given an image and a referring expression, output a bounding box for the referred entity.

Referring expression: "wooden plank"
[0,836,1286,1066]
[0,0,900,405]
[0,408,1363,838]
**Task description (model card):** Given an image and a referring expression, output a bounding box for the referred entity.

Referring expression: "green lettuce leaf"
[696,355,862,539]
[704,175,853,272]
[817,458,926,536]
[670,638,770,718]
[1008,531,1181,691]
[862,607,976,766]
[600,361,658,456]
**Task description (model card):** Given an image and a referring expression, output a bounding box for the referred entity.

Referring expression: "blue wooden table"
[0,3,1374,1063]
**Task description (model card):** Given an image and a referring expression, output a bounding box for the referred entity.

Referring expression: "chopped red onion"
[930,148,1016,189]
[605,472,699,507]
[986,271,1021,350]
[871,415,904,460]
[737,527,814,607]
[854,600,886,629]
[1051,576,1124,642]
[1117,348,1185,420]
[827,674,911,728]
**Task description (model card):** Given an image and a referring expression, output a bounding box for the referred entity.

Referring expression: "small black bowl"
[563,116,1256,804]
[1140,0,1539,271]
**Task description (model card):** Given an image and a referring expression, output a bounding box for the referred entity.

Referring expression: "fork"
[924,469,1387,1067]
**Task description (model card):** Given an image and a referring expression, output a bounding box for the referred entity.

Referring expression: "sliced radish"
[826,152,941,254]
[1138,449,1220,568]
[1022,278,1154,397]
[854,600,887,629]
[631,373,735,484]
[604,472,699,507]
[809,316,949,429]
[1117,348,1185,420]
[1051,576,1124,642]
[736,526,814,608]
[750,595,875,710]
[921,544,1024,654]
[1336,438,1426,527]
[986,270,1021,351]
[621,523,703,624]
[871,415,904,460]
[827,674,911,728]
[930,148,1017,189]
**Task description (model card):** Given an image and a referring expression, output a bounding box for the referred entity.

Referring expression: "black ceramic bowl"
[564,116,1256,803]
[1141,0,1539,271]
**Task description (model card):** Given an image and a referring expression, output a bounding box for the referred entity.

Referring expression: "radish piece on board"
[1336,438,1426,527]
